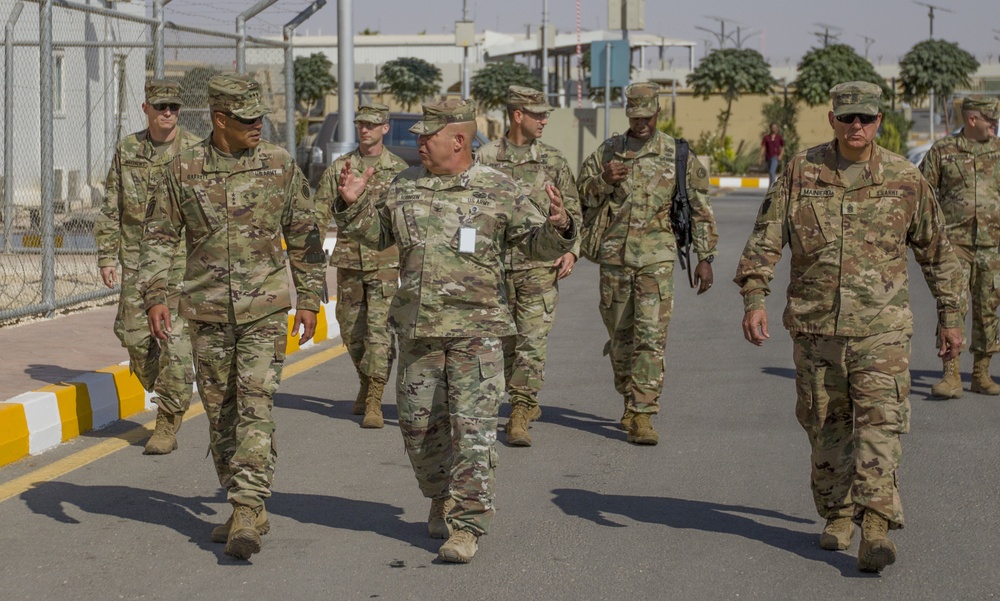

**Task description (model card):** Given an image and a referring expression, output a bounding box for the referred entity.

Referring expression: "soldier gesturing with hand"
[332,98,576,564]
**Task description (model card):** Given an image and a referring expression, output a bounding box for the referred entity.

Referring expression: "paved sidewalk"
[0,304,124,403]
[0,268,339,467]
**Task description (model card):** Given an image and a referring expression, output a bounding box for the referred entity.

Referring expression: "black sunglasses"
[220,111,261,126]
[152,103,180,112]
[836,113,879,125]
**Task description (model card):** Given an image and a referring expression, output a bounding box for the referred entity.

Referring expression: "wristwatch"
[703,255,715,264]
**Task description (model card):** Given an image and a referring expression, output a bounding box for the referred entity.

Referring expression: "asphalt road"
[1,189,998,600]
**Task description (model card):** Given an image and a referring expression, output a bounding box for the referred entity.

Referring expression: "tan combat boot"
[506,404,532,447]
[211,506,271,543]
[627,413,659,445]
[143,410,182,455]
[352,373,369,415]
[619,395,634,431]
[224,505,263,560]
[428,496,456,539]
[819,516,856,550]
[438,529,479,563]
[931,357,963,399]
[361,377,385,428]
[970,354,1000,395]
[857,510,897,573]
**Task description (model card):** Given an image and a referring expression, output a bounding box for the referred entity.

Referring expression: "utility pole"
[811,23,842,47]
[462,0,469,99]
[541,0,548,104]
[858,34,875,60]
[696,16,737,50]
[914,1,954,38]
[914,2,954,141]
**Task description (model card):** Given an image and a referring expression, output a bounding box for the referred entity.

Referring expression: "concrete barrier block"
[7,391,62,455]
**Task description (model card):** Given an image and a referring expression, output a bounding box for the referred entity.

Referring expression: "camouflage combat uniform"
[476,135,581,413]
[734,139,963,528]
[138,82,325,511]
[920,106,1000,358]
[578,129,718,414]
[95,126,200,415]
[316,146,406,385]
[333,153,576,537]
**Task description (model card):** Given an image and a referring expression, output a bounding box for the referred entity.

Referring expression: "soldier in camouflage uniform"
[920,96,1000,399]
[735,81,964,573]
[577,82,717,446]
[333,99,576,563]
[315,104,407,429]
[94,80,200,455]
[475,85,582,447]
[138,74,326,560]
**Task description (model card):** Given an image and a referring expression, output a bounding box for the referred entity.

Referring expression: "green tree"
[376,57,442,111]
[877,109,912,155]
[687,48,776,141]
[900,39,979,132]
[470,61,542,128]
[794,44,889,106]
[293,53,336,119]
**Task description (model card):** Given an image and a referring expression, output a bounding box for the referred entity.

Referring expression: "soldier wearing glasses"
[920,96,1000,399]
[735,81,963,573]
[475,85,582,447]
[94,79,200,455]
[138,73,326,560]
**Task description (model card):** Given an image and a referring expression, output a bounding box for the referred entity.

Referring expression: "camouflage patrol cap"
[506,85,554,113]
[409,98,477,135]
[354,103,390,124]
[830,81,882,117]
[625,82,660,118]
[208,73,271,119]
[145,79,183,105]
[962,95,999,121]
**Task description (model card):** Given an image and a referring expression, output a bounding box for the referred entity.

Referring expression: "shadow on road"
[20,481,236,561]
[24,363,91,386]
[550,488,865,576]
[20,482,436,560]
[761,366,796,380]
[268,491,435,552]
[499,403,624,444]
[276,392,400,427]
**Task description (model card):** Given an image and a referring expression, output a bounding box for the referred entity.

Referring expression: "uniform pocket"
[478,348,503,380]
[382,278,399,298]
[274,334,287,363]
[790,203,829,255]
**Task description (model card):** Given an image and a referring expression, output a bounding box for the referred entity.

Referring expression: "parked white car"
[907,128,961,166]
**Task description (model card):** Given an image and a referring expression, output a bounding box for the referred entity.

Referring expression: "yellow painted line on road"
[0,344,347,504]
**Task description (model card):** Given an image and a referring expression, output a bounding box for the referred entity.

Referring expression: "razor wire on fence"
[1,0,308,323]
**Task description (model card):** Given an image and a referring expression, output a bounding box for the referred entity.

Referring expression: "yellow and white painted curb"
[711,176,770,189]
[0,300,339,469]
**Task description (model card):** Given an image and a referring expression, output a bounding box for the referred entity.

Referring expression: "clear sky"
[162,0,999,68]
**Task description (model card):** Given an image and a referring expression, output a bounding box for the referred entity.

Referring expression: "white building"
[1,0,148,213]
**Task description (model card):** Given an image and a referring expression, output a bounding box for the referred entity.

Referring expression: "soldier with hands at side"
[94,79,200,455]
[315,103,407,428]
[475,85,582,447]
[577,82,718,446]
[333,99,576,564]
[138,74,326,561]
[735,81,964,573]
[920,96,1000,399]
